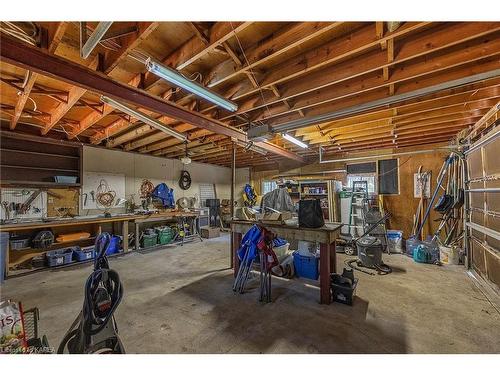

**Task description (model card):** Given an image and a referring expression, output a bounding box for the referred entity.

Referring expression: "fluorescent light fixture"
[145,59,238,112]
[282,133,308,148]
[100,96,187,142]
[81,22,113,59]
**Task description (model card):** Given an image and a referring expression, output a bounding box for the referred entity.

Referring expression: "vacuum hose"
[57,233,124,354]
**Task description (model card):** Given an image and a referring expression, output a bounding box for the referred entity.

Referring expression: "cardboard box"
[201,226,220,239]
[257,211,292,224]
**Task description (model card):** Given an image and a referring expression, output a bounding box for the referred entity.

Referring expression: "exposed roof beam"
[41,57,98,135]
[102,22,160,74]
[295,79,500,137]
[205,22,343,89]
[143,22,253,89]
[301,96,500,143]
[232,23,500,120]
[9,71,38,130]
[0,35,249,142]
[45,22,69,54]
[227,22,431,103]
[188,22,210,45]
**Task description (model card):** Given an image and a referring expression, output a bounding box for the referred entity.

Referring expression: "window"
[262,180,277,195]
[378,159,399,195]
[347,174,376,193]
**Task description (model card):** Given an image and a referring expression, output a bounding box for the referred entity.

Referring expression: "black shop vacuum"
[58,233,125,354]
[345,213,393,275]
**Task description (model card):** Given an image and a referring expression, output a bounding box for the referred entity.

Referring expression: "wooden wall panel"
[382,151,448,238]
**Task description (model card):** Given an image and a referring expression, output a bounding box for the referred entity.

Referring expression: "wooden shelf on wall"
[0,131,82,187]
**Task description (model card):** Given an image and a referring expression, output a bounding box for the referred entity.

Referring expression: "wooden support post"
[230,145,236,268]
[330,242,336,274]
[135,222,140,251]
[232,231,242,276]
[122,220,129,252]
[319,242,332,304]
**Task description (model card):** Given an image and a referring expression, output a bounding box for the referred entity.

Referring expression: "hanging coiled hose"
[57,233,124,353]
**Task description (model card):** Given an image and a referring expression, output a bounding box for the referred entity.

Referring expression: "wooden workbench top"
[0,211,199,231]
[230,219,343,232]
[230,219,343,244]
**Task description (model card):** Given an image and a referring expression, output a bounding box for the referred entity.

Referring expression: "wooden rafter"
[2,21,500,169]
[41,56,98,135]
[231,24,500,121]
[102,22,160,73]
[8,71,38,130]
[188,22,210,45]
[142,22,253,89]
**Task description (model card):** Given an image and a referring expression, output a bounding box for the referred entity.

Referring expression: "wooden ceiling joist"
[0,34,248,140]
[253,38,500,123]
[9,71,38,130]
[102,22,160,74]
[231,24,500,121]
[2,22,500,170]
[142,22,253,90]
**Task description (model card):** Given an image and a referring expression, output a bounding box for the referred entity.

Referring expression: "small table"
[230,220,343,304]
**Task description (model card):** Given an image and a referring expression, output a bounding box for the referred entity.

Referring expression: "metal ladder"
[348,181,369,237]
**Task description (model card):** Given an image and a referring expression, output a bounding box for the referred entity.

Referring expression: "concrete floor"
[1,234,499,353]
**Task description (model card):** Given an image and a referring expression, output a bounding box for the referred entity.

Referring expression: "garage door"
[465,124,500,291]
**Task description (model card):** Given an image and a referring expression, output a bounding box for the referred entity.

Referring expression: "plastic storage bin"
[387,230,403,253]
[142,233,158,248]
[46,248,75,267]
[156,226,174,245]
[54,175,78,184]
[73,246,94,262]
[293,252,319,280]
[9,235,31,250]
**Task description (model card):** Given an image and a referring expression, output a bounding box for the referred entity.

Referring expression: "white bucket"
[439,245,460,265]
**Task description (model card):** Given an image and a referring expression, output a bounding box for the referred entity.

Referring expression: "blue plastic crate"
[46,247,75,267]
[293,252,319,280]
[74,246,94,262]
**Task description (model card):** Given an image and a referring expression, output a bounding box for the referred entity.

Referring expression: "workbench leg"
[330,241,337,275]
[122,220,129,252]
[135,223,140,251]
[319,243,332,305]
[232,231,242,277]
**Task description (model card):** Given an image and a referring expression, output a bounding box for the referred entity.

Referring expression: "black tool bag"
[299,199,325,228]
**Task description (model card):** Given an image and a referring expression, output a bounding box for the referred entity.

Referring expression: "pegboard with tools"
[0,188,47,221]
[47,188,80,218]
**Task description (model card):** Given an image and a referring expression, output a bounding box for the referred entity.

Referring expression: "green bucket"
[155,226,174,245]
[142,233,158,248]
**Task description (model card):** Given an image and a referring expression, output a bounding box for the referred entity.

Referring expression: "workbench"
[0,211,200,277]
[230,220,343,305]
